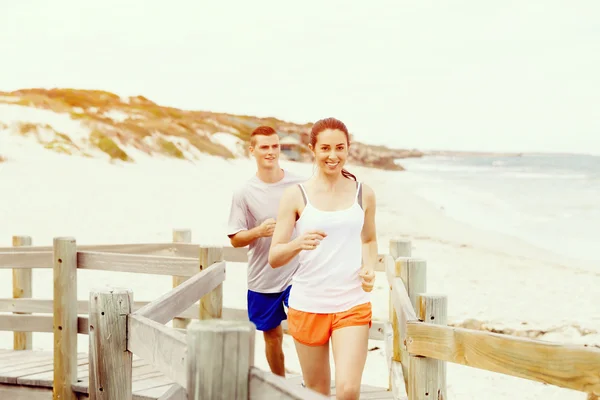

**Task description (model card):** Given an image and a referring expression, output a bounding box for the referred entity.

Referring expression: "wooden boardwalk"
[0,349,396,399]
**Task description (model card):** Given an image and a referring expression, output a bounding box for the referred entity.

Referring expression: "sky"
[1,0,598,154]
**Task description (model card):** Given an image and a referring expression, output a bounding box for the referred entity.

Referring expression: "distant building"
[278,134,303,161]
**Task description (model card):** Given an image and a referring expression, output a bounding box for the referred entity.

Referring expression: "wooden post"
[53,237,78,400]
[12,235,33,350]
[395,256,426,394]
[388,238,412,391]
[172,229,192,329]
[408,355,441,400]
[89,288,133,400]
[414,294,448,400]
[199,246,224,320]
[186,319,255,400]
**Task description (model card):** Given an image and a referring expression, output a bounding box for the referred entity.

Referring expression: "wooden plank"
[187,320,254,400]
[222,246,248,262]
[198,247,224,320]
[406,322,600,394]
[390,279,418,345]
[0,300,385,341]
[0,314,53,332]
[127,314,187,388]
[0,251,52,269]
[0,298,198,319]
[135,261,226,324]
[0,243,181,255]
[0,383,55,400]
[53,237,78,400]
[12,235,33,350]
[390,361,406,400]
[172,229,192,330]
[157,384,185,400]
[89,288,133,399]
[248,367,329,399]
[9,354,88,385]
[416,294,447,399]
[77,251,198,276]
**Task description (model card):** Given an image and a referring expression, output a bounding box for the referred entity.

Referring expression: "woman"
[268,117,377,399]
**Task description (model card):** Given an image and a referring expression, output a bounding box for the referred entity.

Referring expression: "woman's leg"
[294,339,331,395]
[331,325,369,400]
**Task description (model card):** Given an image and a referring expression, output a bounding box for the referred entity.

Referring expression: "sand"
[1,138,599,399]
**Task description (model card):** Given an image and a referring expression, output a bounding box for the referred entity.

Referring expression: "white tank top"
[288,182,371,313]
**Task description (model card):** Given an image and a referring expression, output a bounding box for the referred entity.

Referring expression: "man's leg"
[263,324,285,376]
[247,288,289,377]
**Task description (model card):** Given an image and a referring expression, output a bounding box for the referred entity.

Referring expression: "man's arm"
[229,221,273,248]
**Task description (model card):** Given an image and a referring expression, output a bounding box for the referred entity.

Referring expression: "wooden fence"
[0,230,343,399]
[2,231,598,399]
[382,239,600,400]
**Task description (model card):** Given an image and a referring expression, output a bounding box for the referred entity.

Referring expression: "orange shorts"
[287,302,372,346]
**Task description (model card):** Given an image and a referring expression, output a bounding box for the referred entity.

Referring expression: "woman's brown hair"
[310,117,357,181]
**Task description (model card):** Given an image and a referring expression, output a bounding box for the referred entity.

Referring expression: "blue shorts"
[247,285,291,332]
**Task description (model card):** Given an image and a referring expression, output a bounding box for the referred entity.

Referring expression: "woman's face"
[311,129,349,176]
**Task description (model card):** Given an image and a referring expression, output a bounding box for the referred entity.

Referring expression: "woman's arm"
[359,184,378,291]
[269,185,327,268]
[269,186,303,268]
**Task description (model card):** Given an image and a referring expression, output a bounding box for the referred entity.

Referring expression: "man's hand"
[359,268,375,292]
[258,218,277,238]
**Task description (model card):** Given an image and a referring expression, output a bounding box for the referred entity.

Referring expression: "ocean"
[397,153,600,266]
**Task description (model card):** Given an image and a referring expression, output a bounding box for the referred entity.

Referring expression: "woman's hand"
[294,230,327,250]
[359,268,375,292]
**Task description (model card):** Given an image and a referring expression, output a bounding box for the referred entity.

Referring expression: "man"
[227,126,304,377]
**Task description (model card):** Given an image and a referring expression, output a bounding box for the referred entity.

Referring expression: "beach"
[1,143,598,399]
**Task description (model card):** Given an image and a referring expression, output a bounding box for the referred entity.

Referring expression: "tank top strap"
[355,181,363,209]
[298,184,310,205]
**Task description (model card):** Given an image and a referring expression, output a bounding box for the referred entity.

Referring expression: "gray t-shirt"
[227,169,305,293]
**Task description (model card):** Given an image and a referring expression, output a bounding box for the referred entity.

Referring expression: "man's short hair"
[250,126,277,146]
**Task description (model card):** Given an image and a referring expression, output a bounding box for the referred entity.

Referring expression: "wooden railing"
[383,238,600,400]
[0,229,336,399]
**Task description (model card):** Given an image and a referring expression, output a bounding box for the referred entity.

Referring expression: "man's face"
[250,134,280,170]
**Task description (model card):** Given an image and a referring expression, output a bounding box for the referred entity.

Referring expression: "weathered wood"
[0,383,55,400]
[0,251,53,268]
[396,256,426,394]
[389,361,405,400]
[198,247,224,320]
[408,355,441,400]
[172,229,192,330]
[127,314,187,388]
[0,242,183,255]
[417,294,447,399]
[53,237,78,400]
[0,298,219,322]
[77,251,199,276]
[222,246,248,263]
[0,314,53,332]
[135,261,226,324]
[248,367,329,399]
[390,239,412,258]
[406,322,600,394]
[171,243,247,262]
[88,288,133,400]
[408,294,447,400]
[157,384,186,400]
[12,236,32,350]
[186,319,254,400]
[387,239,412,393]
